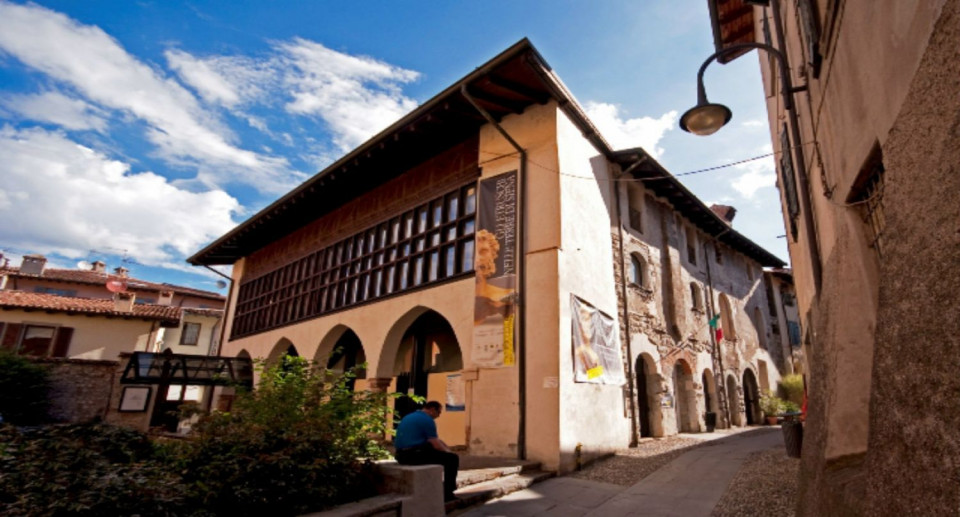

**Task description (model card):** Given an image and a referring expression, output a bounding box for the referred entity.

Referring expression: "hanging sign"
[472,171,518,368]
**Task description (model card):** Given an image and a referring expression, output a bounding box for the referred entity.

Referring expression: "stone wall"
[34,358,118,423]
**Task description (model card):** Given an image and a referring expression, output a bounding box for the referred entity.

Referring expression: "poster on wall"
[472,170,518,368]
[445,374,465,411]
[571,294,625,385]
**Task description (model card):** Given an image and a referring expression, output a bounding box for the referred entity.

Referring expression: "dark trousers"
[395,444,460,496]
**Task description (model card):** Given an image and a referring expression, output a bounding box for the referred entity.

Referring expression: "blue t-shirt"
[395,410,438,450]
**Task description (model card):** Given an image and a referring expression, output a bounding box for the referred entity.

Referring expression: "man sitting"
[394,401,460,502]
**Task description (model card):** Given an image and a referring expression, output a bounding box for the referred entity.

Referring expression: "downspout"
[616,157,647,446]
[460,84,528,460]
[202,264,233,358]
[703,238,730,427]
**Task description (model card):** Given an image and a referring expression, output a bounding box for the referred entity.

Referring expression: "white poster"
[571,294,625,385]
[445,374,465,411]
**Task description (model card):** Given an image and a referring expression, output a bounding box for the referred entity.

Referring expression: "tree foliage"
[0,356,392,516]
[0,351,50,425]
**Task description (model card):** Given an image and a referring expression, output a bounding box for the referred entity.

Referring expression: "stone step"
[446,470,555,514]
[455,458,541,489]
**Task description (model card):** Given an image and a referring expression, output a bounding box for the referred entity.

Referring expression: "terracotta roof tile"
[0,290,181,323]
[0,266,225,302]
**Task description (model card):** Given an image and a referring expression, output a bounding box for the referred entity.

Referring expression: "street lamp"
[681,37,823,290]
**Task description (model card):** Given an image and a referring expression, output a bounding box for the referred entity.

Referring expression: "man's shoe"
[444,492,459,502]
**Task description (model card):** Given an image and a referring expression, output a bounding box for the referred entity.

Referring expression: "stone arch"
[378,305,465,379]
[380,307,464,426]
[726,374,742,426]
[314,325,367,377]
[702,368,719,415]
[265,338,299,368]
[673,359,699,433]
[635,353,664,437]
[718,294,737,340]
[742,368,762,425]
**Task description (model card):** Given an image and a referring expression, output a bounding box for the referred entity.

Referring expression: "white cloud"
[165,49,273,108]
[278,38,420,151]
[0,125,241,267]
[0,2,302,194]
[585,102,677,157]
[0,90,108,131]
[730,149,777,198]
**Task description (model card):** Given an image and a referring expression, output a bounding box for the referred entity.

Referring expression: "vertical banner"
[571,294,625,385]
[472,170,518,368]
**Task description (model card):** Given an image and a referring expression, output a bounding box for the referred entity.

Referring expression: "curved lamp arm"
[694,42,793,111]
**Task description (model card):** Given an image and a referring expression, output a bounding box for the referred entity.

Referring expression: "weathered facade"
[191,40,787,472]
[704,1,960,514]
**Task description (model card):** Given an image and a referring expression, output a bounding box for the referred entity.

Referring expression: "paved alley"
[456,428,783,517]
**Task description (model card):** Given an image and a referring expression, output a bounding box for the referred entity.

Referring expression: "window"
[232,182,477,338]
[797,0,823,78]
[0,323,72,357]
[690,283,703,311]
[848,146,885,259]
[33,286,77,297]
[779,125,801,240]
[180,322,201,346]
[629,254,646,288]
[752,307,767,349]
[627,185,644,233]
[685,226,697,265]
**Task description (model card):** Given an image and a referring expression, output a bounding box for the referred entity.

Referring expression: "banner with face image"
[571,294,625,385]
[471,171,518,368]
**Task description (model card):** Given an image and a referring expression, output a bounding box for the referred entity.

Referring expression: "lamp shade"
[679,103,733,136]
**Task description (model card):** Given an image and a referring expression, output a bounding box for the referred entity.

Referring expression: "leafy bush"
[0,357,393,516]
[168,356,393,516]
[759,391,784,417]
[0,423,184,516]
[778,374,805,406]
[0,351,50,425]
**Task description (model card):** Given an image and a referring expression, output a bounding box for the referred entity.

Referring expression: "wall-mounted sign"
[445,374,465,412]
[660,393,674,409]
[571,294,625,385]
[119,386,151,412]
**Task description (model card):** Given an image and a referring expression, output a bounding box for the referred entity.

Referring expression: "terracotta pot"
[766,416,779,425]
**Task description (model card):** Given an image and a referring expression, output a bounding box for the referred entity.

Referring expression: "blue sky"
[0,0,787,292]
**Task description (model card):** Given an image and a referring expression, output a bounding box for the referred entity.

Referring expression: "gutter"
[460,84,528,460]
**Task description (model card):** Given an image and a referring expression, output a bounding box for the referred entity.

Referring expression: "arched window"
[629,254,646,288]
[690,282,703,311]
[718,294,737,340]
[752,307,767,349]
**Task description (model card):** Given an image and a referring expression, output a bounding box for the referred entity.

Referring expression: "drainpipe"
[615,157,647,446]
[460,84,528,460]
[702,239,730,427]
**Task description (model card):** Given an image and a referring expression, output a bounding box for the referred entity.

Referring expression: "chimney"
[158,290,174,306]
[20,254,47,276]
[114,291,136,312]
[92,261,106,273]
[709,204,738,225]
[114,266,129,277]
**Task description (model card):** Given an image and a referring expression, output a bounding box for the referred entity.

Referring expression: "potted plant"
[759,391,783,425]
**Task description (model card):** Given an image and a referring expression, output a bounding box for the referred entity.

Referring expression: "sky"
[0,0,788,293]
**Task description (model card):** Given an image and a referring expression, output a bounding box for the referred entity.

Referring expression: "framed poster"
[119,386,152,412]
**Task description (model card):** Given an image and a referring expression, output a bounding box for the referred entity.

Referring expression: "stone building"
[700,1,960,514]
[190,39,787,472]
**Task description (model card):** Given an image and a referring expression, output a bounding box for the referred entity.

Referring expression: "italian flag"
[709,313,723,341]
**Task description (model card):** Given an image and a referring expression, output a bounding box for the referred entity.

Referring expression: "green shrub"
[0,423,185,516]
[0,352,50,425]
[759,391,784,417]
[778,374,805,406]
[168,356,393,516]
[0,357,394,516]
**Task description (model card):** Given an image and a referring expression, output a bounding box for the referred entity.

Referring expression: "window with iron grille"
[232,182,477,338]
[848,146,885,259]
